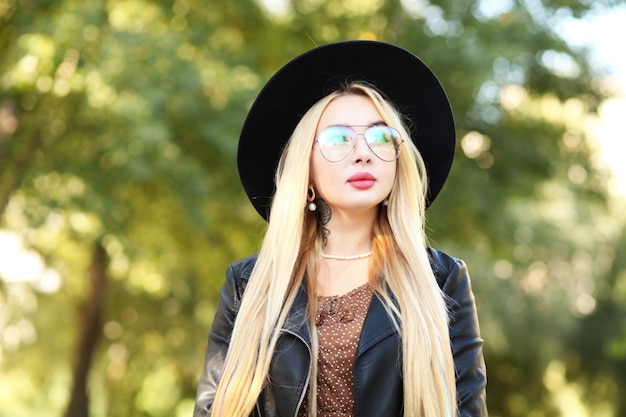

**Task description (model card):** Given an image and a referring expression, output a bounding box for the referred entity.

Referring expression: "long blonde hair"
[211,83,457,417]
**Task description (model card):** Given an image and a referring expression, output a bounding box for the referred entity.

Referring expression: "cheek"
[309,154,320,185]
[311,167,334,193]
[383,162,398,191]
[310,152,330,185]
[310,157,340,197]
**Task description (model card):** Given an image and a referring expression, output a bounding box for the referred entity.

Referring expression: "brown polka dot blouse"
[298,283,374,417]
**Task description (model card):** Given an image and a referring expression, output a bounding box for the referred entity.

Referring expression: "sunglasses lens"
[317,126,355,161]
[365,126,401,161]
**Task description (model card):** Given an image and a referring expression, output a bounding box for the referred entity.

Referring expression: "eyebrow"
[327,121,388,128]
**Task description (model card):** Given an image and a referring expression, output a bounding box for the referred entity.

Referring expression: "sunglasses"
[316,125,404,162]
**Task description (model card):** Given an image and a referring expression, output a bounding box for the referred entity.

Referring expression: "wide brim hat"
[238,40,456,221]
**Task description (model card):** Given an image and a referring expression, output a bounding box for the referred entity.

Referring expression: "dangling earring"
[307,187,317,212]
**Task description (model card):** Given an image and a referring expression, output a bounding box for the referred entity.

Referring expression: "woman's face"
[310,94,398,216]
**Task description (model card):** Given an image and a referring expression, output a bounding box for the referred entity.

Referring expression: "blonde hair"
[211,83,457,417]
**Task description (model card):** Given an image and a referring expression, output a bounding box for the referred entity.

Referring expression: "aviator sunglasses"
[316,125,404,162]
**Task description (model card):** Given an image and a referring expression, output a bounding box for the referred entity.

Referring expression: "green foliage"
[1,0,625,416]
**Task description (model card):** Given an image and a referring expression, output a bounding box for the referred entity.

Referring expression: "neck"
[322,209,375,256]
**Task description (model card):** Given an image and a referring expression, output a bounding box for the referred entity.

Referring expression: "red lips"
[348,172,376,189]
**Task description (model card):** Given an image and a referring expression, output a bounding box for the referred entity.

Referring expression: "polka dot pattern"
[298,284,374,416]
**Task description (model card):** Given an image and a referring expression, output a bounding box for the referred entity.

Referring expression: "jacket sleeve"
[436,253,488,417]
[193,262,242,417]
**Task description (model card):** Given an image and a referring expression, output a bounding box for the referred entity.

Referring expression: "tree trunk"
[63,242,109,417]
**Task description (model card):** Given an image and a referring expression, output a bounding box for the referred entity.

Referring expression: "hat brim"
[237,40,455,221]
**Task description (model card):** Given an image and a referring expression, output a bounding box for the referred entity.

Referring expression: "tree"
[1,0,624,416]
[1,1,267,416]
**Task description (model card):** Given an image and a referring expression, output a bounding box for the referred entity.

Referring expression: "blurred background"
[1,0,625,416]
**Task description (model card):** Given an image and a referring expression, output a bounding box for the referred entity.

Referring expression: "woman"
[194,41,487,417]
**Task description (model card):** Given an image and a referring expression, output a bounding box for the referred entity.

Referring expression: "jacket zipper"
[282,329,311,417]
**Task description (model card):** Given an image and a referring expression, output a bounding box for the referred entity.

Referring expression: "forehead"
[317,94,383,129]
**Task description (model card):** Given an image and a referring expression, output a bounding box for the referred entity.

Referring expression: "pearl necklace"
[320,251,373,261]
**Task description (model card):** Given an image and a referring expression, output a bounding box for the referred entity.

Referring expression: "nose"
[352,134,372,163]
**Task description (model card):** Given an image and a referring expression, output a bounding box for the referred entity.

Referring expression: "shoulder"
[427,247,473,299]
[224,253,259,301]
[227,253,258,280]
[427,247,467,283]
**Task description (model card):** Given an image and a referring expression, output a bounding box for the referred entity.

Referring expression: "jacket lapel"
[357,294,398,357]
[282,282,312,346]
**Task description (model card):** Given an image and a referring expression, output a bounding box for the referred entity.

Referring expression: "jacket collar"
[282,283,398,352]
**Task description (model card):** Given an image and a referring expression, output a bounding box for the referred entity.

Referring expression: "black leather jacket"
[194,248,487,417]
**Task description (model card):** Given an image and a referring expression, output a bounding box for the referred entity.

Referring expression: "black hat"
[237,40,456,221]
